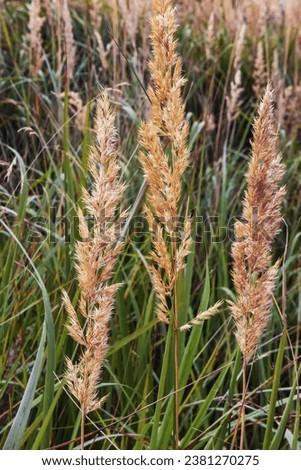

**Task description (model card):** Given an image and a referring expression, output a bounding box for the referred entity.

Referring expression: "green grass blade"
[108,318,158,357]
[181,350,236,448]
[156,262,212,449]
[211,347,241,449]
[3,325,46,449]
[263,328,287,449]
[0,219,56,449]
[292,396,300,450]
[32,384,63,450]
[269,365,301,450]
[149,325,173,449]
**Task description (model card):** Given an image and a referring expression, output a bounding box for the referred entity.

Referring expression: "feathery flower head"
[229,84,286,362]
[64,91,126,415]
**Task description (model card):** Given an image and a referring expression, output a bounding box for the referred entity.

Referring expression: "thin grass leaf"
[0,219,56,449]
[263,328,287,449]
[3,325,46,449]
[269,366,301,450]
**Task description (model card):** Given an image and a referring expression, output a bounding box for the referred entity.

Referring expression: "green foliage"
[0,0,300,451]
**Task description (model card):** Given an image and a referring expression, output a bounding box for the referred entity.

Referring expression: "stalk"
[174,326,179,449]
[173,239,180,450]
[138,0,192,449]
[229,85,286,449]
[63,91,126,450]
[81,411,85,451]
[240,357,247,450]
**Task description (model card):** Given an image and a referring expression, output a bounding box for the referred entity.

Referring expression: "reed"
[63,91,126,450]
[62,0,76,86]
[139,0,222,449]
[253,41,268,98]
[229,84,286,449]
[139,0,191,449]
[28,0,45,76]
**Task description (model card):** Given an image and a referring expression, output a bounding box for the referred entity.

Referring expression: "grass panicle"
[229,84,286,449]
[139,0,191,325]
[139,0,192,449]
[229,84,286,363]
[1,0,299,452]
[28,0,45,76]
[63,91,126,449]
[62,0,76,85]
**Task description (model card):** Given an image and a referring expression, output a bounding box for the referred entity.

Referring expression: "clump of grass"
[63,91,126,450]
[229,84,286,449]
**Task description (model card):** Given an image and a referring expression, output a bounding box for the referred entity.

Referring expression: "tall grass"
[229,85,286,449]
[63,91,126,450]
[0,0,300,450]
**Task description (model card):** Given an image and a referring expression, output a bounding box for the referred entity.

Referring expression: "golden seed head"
[230,85,286,362]
[139,0,192,323]
[64,91,126,414]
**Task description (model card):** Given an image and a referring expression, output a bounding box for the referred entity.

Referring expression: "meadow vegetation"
[0,0,300,450]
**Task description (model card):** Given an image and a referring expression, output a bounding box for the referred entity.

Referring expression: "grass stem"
[172,238,180,450]
[240,357,247,450]
[81,411,85,451]
[174,299,179,448]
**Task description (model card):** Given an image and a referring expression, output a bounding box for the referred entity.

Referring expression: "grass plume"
[28,0,45,76]
[229,84,286,448]
[139,0,191,325]
[62,0,76,85]
[139,0,192,449]
[63,91,126,449]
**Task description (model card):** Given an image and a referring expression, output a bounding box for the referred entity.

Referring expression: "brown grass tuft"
[89,0,102,30]
[28,0,45,76]
[139,0,191,325]
[253,41,268,98]
[204,12,215,60]
[229,84,286,362]
[43,0,54,27]
[233,23,246,71]
[62,0,76,85]
[63,91,126,446]
[226,69,244,123]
